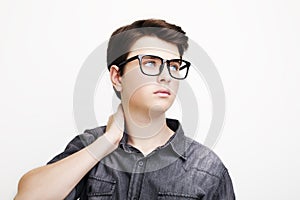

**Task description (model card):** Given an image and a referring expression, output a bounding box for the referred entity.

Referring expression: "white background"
[1,0,300,199]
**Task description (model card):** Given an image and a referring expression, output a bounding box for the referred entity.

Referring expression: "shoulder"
[181,138,236,198]
[183,138,227,179]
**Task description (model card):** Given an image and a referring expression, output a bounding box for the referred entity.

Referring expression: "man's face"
[119,36,180,116]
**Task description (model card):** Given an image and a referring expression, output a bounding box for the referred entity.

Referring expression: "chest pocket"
[86,175,116,200]
[158,192,203,199]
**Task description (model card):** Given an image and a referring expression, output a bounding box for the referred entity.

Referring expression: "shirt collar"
[118,118,190,160]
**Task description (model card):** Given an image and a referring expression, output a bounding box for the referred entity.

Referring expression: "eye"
[144,60,157,68]
[169,62,180,71]
[142,57,161,68]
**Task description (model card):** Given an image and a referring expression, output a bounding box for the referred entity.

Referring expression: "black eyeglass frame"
[118,54,191,80]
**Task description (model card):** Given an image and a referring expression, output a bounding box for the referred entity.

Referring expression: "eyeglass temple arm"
[118,55,140,67]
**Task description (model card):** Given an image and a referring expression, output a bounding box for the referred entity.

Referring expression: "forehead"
[128,36,180,59]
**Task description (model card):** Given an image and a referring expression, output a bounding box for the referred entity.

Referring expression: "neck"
[123,106,174,155]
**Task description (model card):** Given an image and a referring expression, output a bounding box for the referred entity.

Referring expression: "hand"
[104,104,125,145]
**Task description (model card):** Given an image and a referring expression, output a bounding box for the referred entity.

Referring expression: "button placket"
[127,158,147,200]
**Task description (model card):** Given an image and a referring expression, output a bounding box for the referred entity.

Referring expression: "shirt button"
[138,161,144,166]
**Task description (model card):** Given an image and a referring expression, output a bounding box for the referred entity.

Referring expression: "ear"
[110,65,122,92]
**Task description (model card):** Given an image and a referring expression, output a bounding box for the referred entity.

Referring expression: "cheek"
[120,67,180,107]
[121,67,157,100]
[128,87,149,105]
[169,81,179,95]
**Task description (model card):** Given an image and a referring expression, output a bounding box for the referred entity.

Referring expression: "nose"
[157,62,171,83]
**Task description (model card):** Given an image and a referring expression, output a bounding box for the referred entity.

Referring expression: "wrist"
[86,134,119,161]
[103,131,123,145]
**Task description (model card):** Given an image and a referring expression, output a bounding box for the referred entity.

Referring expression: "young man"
[15,19,235,199]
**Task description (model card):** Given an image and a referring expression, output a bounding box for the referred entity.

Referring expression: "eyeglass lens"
[140,55,188,79]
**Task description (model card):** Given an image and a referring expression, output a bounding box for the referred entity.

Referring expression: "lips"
[153,89,171,95]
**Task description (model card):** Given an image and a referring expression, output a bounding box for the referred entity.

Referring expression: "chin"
[148,103,172,114]
[129,94,174,114]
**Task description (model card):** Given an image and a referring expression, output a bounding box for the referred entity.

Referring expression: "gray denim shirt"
[47,118,235,200]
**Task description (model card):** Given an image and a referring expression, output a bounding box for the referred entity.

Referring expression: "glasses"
[118,54,190,80]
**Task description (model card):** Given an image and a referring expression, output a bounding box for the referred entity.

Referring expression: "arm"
[15,105,124,200]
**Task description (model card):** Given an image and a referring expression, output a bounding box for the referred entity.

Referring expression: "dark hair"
[106,19,189,98]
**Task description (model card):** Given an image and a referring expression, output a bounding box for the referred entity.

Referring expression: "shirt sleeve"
[46,133,93,200]
[212,168,236,200]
